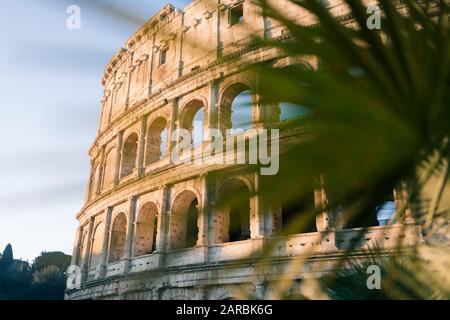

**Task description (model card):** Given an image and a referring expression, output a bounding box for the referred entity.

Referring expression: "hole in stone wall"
[89,222,104,270]
[146,117,168,165]
[109,213,127,263]
[229,3,244,26]
[281,192,317,235]
[134,202,158,256]
[220,83,253,135]
[121,133,139,177]
[216,178,251,243]
[180,100,205,146]
[170,190,199,250]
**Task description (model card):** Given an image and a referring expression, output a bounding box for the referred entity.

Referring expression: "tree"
[0,244,14,273]
[33,251,71,273]
[31,265,67,300]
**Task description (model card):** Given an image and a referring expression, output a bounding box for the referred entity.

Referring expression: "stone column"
[81,218,94,282]
[114,130,124,187]
[100,207,113,278]
[97,146,106,194]
[124,51,134,109]
[207,176,217,247]
[160,185,173,253]
[156,186,170,252]
[314,176,338,252]
[124,197,138,272]
[254,78,263,129]
[251,173,265,239]
[206,81,218,141]
[197,174,210,246]
[167,98,179,162]
[137,114,148,176]
[315,176,331,232]
[147,33,157,96]
[70,226,83,266]
[84,159,95,203]
[394,182,415,224]
[107,72,116,124]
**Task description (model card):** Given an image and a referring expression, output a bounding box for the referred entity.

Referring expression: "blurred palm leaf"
[249,0,449,299]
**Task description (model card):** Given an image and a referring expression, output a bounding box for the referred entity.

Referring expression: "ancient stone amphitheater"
[66,0,421,300]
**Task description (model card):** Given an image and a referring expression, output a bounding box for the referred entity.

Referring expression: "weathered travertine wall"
[67,0,421,300]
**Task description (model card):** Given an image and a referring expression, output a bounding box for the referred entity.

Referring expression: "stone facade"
[66,0,422,300]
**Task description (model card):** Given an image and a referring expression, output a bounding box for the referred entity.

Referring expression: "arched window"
[89,164,100,200]
[169,191,199,250]
[134,202,159,256]
[102,147,116,191]
[279,102,311,121]
[180,100,205,146]
[231,90,253,134]
[78,230,89,267]
[281,193,317,235]
[192,108,204,146]
[109,213,127,263]
[215,178,251,243]
[220,83,253,134]
[342,204,380,229]
[121,133,138,177]
[89,222,104,270]
[146,117,168,165]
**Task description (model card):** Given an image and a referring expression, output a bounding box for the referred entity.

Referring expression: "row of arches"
[102,180,252,265]
[89,82,310,199]
[81,186,397,272]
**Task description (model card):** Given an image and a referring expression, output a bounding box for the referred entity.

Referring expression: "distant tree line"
[0,244,71,300]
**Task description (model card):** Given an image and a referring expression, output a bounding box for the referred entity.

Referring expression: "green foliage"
[0,246,71,300]
[249,0,449,299]
[31,266,68,300]
[33,251,71,273]
[255,0,449,219]
[2,244,13,262]
[323,247,450,299]
[0,244,14,274]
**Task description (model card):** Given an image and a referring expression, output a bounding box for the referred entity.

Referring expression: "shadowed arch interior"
[215,178,251,243]
[169,190,199,250]
[121,133,139,177]
[146,117,168,165]
[180,99,205,146]
[89,222,104,270]
[134,202,159,256]
[102,147,117,191]
[90,163,100,200]
[109,213,127,263]
[79,230,89,267]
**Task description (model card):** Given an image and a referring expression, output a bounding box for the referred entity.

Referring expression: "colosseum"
[66,0,422,300]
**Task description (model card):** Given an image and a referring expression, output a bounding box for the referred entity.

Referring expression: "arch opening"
[216,178,251,243]
[281,192,317,235]
[169,190,199,250]
[146,117,168,165]
[79,230,89,267]
[109,213,127,263]
[121,133,139,177]
[220,83,253,135]
[180,100,205,146]
[89,222,104,270]
[89,164,100,200]
[102,147,116,191]
[134,202,159,256]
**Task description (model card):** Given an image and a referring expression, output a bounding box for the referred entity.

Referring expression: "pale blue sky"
[0,0,190,261]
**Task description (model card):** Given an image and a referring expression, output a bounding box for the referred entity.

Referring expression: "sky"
[0,0,191,262]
